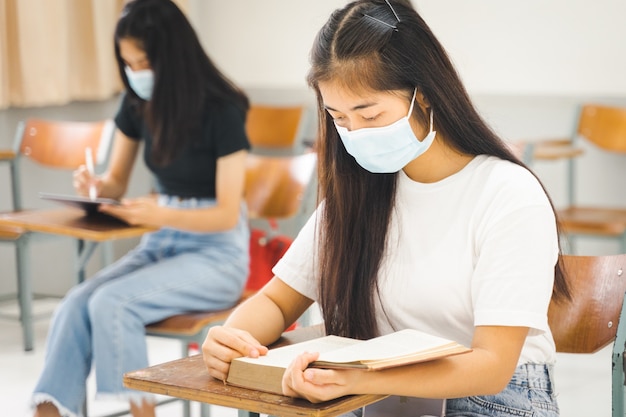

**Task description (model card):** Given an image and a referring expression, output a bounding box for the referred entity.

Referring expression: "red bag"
[247,227,293,291]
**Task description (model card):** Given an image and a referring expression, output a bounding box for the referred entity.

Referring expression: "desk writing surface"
[0,149,16,160]
[124,327,388,417]
[0,209,154,241]
[0,220,23,240]
[533,142,584,160]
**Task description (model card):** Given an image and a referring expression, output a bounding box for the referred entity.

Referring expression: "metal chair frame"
[0,118,114,351]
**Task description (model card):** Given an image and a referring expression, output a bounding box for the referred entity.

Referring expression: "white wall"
[417,0,626,96]
[188,0,339,90]
[189,0,626,96]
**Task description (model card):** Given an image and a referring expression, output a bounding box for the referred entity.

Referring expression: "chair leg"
[179,339,192,417]
[185,337,213,417]
[77,240,99,284]
[238,411,260,417]
[182,400,191,417]
[200,402,212,417]
[101,240,115,267]
[15,234,34,351]
[612,294,626,417]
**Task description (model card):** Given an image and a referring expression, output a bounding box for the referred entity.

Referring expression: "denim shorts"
[446,363,559,416]
[340,363,558,417]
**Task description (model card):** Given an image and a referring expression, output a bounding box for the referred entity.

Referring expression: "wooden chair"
[245,104,307,152]
[138,152,318,417]
[0,118,114,351]
[523,104,626,254]
[549,253,626,416]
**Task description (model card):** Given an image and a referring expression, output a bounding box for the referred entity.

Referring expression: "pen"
[85,147,97,201]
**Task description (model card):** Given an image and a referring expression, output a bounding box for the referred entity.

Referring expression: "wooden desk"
[0,208,154,350]
[0,208,154,241]
[0,208,155,281]
[124,327,388,417]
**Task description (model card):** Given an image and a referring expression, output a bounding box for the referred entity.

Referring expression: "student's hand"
[282,352,358,402]
[98,196,159,226]
[73,165,102,198]
[202,325,269,382]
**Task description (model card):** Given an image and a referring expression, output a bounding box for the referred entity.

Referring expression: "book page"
[316,329,457,364]
[234,335,359,368]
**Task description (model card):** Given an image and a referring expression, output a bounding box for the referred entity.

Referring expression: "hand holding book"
[226,328,471,395]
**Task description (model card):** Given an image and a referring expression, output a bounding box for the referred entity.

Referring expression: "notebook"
[39,192,120,216]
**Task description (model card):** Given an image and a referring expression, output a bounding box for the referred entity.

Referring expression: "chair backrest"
[10,118,114,211]
[548,253,626,353]
[576,104,626,153]
[16,118,114,169]
[561,103,626,209]
[245,104,306,149]
[244,152,317,220]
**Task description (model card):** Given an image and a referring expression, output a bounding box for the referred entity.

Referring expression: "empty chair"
[524,104,626,254]
[548,253,626,416]
[0,118,114,351]
[245,104,307,151]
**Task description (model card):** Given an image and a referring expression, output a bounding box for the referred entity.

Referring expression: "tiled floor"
[0,300,241,417]
[0,298,614,417]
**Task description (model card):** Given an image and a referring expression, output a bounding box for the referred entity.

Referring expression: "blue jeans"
[32,196,250,417]
[343,363,558,417]
[446,363,559,416]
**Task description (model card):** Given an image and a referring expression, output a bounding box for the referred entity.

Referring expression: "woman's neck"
[402,136,473,183]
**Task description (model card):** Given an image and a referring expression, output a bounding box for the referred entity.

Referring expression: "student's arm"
[101,130,141,198]
[282,325,529,403]
[202,277,313,381]
[99,148,248,232]
[74,130,139,199]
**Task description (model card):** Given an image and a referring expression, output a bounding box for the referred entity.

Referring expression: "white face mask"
[334,89,436,173]
[124,66,154,101]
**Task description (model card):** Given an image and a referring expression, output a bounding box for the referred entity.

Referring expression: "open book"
[226,328,471,395]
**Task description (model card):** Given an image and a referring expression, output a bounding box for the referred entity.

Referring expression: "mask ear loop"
[407,88,418,117]
[429,108,434,133]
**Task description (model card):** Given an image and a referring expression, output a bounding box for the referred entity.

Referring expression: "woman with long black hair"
[32,1,250,416]
[203,1,568,416]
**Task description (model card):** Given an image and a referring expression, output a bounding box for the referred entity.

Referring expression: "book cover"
[226,329,471,395]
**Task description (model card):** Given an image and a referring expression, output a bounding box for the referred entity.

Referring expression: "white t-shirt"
[273,155,559,365]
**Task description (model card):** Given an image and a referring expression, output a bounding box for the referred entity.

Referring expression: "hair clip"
[364,14,398,30]
[384,0,401,23]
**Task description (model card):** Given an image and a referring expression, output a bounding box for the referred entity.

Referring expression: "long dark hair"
[114,0,249,166]
[307,0,569,340]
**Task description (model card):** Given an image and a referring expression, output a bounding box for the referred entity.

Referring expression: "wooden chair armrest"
[515,138,584,161]
[533,139,584,160]
[0,149,16,161]
[531,138,573,147]
[0,225,25,240]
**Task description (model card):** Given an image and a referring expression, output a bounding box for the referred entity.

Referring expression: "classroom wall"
[1,0,625,298]
[188,0,626,96]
